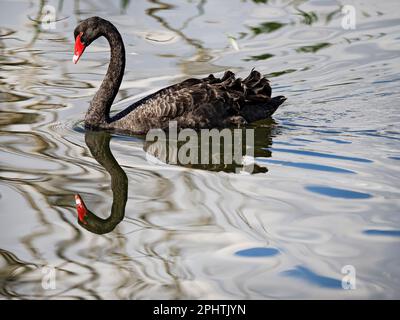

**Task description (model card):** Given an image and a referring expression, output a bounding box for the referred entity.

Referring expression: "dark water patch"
[0,91,30,103]
[349,129,377,133]
[388,156,400,160]
[235,247,279,257]
[323,82,358,87]
[313,129,343,134]
[243,53,274,61]
[296,9,318,25]
[0,111,41,126]
[361,132,400,141]
[261,159,355,174]
[279,121,321,129]
[323,138,352,144]
[0,56,33,66]
[271,85,292,90]
[111,133,144,143]
[27,103,66,110]
[293,138,317,143]
[273,141,305,147]
[249,21,286,36]
[72,124,143,143]
[269,148,373,163]
[376,92,396,97]
[0,27,16,37]
[348,129,400,140]
[326,9,342,24]
[281,266,342,289]
[265,69,296,78]
[372,78,400,84]
[72,124,86,134]
[287,88,311,93]
[296,42,330,53]
[363,230,400,237]
[305,185,372,199]
[386,130,400,135]
[41,79,94,89]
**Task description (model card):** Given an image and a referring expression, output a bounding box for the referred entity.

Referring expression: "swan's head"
[74,194,103,233]
[74,194,90,225]
[74,194,121,235]
[73,16,104,64]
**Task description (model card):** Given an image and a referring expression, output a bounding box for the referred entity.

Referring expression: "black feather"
[109,70,286,133]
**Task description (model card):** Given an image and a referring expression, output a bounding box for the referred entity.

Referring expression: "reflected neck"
[79,131,128,235]
[85,21,125,128]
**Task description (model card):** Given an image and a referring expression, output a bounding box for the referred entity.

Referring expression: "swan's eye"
[80,33,86,44]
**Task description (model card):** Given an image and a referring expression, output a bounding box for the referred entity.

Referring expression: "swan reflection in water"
[75,122,277,234]
[75,131,128,234]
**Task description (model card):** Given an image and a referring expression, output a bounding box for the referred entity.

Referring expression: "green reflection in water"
[244,53,274,62]
[296,9,318,25]
[296,42,331,53]
[264,69,296,78]
[249,22,286,36]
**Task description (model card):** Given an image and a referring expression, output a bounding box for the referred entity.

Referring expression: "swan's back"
[111,70,286,134]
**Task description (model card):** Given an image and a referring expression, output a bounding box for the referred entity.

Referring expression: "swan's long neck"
[85,22,125,127]
[77,132,128,234]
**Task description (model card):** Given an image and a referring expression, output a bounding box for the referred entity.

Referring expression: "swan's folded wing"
[111,83,204,133]
[111,70,282,133]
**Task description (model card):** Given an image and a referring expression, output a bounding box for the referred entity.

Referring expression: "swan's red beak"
[73,33,85,64]
[75,194,88,224]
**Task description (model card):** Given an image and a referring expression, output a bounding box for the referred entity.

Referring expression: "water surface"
[1,0,400,299]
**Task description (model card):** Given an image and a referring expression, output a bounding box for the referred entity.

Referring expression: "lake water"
[1,0,399,299]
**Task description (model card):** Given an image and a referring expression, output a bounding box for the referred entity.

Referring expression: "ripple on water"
[323,138,352,144]
[41,79,94,89]
[258,159,356,174]
[273,227,332,244]
[288,28,337,42]
[305,185,372,199]
[235,247,280,258]
[1,0,400,300]
[281,266,342,289]
[215,242,282,265]
[313,243,361,258]
[363,229,400,237]
[269,147,373,163]
[0,91,30,103]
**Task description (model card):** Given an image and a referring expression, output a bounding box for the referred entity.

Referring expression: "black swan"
[73,17,286,134]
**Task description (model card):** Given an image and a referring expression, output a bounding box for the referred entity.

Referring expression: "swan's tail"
[205,69,286,122]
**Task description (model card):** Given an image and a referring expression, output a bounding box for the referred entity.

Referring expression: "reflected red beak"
[75,194,88,224]
[73,33,85,64]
